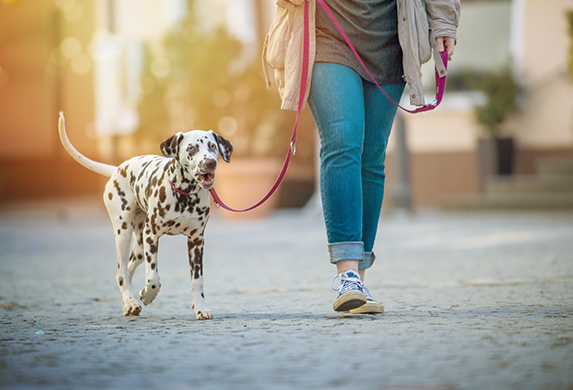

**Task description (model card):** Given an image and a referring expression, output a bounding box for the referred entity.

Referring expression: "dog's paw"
[122,298,142,316]
[194,308,213,320]
[192,301,213,320]
[139,284,160,306]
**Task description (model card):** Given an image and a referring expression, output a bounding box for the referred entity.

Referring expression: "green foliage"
[134,46,170,143]
[135,1,288,157]
[472,67,517,137]
[447,67,517,137]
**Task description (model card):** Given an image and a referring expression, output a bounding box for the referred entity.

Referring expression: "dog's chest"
[147,190,210,236]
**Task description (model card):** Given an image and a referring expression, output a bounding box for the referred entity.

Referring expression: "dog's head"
[160,130,233,190]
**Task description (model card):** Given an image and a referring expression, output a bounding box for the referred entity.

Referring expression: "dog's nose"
[204,158,217,171]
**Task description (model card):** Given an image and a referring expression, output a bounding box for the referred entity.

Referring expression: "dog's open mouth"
[196,171,215,188]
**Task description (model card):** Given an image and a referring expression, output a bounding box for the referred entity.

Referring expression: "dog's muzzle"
[195,158,217,189]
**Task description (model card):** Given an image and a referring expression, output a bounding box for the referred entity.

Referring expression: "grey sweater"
[314,0,404,86]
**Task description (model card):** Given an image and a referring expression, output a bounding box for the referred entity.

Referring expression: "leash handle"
[315,0,448,114]
[209,0,310,213]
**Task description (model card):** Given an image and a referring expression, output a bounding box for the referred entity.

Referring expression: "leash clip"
[290,141,297,156]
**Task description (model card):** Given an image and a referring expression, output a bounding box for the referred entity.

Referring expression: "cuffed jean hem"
[361,252,376,270]
[328,243,376,270]
[328,242,364,264]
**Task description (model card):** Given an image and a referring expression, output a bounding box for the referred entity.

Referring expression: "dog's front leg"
[139,226,162,306]
[188,234,212,320]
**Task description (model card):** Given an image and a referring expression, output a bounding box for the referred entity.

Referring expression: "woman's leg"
[360,82,405,270]
[308,63,369,312]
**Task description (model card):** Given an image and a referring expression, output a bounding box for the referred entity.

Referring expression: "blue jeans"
[308,63,405,270]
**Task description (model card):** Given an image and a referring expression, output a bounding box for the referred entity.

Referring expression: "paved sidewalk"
[0,197,572,390]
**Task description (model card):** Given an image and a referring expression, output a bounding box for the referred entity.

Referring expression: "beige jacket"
[262,0,316,111]
[262,0,460,110]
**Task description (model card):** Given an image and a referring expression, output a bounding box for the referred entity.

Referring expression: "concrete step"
[537,157,573,176]
[485,175,573,194]
[440,193,573,211]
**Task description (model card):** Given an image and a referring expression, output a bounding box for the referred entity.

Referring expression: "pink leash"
[208,0,448,212]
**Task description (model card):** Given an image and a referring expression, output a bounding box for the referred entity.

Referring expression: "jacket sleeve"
[425,0,461,41]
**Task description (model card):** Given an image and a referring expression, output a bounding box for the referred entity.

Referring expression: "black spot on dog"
[108,193,113,200]
[121,222,128,230]
[151,263,156,270]
[119,277,124,286]
[146,237,157,254]
[113,180,126,198]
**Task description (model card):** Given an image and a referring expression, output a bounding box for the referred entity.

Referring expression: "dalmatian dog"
[58,112,232,319]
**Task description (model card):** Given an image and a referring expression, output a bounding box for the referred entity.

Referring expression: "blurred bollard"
[390,112,412,212]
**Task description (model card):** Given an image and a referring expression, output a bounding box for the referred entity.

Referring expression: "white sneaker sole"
[346,300,384,314]
[333,290,367,312]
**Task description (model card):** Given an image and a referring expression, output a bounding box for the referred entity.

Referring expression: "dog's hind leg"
[104,180,142,316]
[188,231,212,320]
[127,209,146,282]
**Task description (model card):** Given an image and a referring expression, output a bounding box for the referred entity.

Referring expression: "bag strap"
[315,0,448,114]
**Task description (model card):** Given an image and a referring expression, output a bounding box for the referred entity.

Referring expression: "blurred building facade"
[0,0,572,208]
[388,0,573,208]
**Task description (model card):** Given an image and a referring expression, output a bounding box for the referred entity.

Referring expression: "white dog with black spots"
[58,112,232,319]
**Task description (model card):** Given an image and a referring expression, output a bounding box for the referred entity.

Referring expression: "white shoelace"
[331,271,365,296]
[362,284,374,301]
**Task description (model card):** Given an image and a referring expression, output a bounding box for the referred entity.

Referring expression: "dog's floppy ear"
[210,131,233,163]
[160,132,184,157]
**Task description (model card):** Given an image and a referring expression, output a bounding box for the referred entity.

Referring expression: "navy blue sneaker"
[331,270,367,312]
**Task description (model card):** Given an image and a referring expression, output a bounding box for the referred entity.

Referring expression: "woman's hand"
[436,36,455,59]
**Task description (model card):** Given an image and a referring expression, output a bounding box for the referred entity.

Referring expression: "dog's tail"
[58,111,117,178]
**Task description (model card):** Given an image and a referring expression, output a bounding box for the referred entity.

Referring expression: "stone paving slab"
[0,198,572,390]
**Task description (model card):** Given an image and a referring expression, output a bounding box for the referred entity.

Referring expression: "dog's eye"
[187,145,196,153]
[209,144,217,151]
